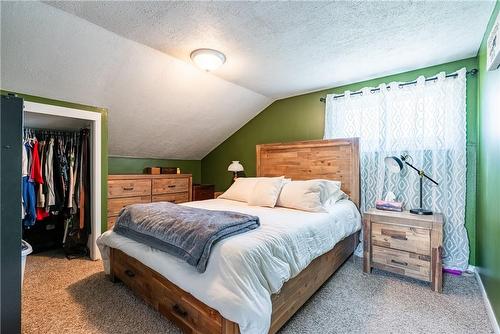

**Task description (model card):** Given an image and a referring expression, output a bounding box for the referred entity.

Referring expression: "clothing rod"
[24,127,87,133]
[319,68,478,103]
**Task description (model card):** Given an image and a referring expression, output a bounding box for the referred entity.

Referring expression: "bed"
[98,138,361,334]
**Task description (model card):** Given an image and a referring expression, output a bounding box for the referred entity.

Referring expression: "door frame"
[1,95,24,334]
[24,101,102,260]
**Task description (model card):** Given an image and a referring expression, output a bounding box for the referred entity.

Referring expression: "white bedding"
[97,198,361,334]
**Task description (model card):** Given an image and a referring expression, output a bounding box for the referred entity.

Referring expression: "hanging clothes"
[44,138,56,209]
[22,139,37,228]
[22,128,91,257]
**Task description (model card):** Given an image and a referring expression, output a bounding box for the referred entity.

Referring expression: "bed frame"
[109,138,360,334]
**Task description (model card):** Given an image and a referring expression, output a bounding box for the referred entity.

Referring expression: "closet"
[22,103,102,260]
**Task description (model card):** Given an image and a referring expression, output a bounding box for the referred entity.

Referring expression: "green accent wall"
[202,57,479,265]
[477,1,500,323]
[109,157,201,183]
[1,90,110,233]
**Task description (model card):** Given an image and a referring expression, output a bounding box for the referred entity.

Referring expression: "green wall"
[1,90,109,233]
[477,1,500,323]
[202,57,479,265]
[109,157,201,183]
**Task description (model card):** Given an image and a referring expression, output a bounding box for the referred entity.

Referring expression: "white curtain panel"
[324,68,468,270]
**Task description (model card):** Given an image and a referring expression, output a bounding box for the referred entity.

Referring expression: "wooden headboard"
[256,138,360,207]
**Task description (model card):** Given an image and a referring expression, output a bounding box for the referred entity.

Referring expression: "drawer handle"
[123,187,134,191]
[391,259,408,266]
[124,269,135,277]
[173,304,188,318]
[381,229,408,240]
[168,185,176,188]
[390,235,408,241]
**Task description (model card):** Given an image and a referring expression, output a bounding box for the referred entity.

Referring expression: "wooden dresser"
[363,208,443,292]
[107,174,192,230]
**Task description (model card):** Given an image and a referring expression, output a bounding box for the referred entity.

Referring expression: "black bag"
[63,215,89,259]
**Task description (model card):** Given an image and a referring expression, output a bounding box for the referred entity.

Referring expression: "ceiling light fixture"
[190,48,226,71]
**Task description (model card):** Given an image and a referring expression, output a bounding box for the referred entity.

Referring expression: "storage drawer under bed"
[110,248,223,334]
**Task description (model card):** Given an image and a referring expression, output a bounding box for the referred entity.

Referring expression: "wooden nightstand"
[192,184,215,201]
[363,208,443,292]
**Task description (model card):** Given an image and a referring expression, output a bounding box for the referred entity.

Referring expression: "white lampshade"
[190,48,226,71]
[228,161,244,172]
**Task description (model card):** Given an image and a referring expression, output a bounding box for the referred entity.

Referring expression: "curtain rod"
[319,68,478,103]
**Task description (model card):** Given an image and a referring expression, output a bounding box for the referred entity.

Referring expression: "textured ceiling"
[1,1,494,160]
[1,2,271,159]
[46,1,494,99]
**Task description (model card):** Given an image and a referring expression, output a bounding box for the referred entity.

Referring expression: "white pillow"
[316,179,347,203]
[248,177,285,207]
[218,177,261,202]
[276,180,326,212]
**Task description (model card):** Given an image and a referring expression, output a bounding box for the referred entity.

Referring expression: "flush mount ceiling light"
[190,48,226,71]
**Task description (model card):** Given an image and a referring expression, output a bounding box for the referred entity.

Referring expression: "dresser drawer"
[108,179,151,198]
[153,178,189,195]
[372,245,430,281]
[107,196,151,216]
[152,192,189,204]
[372,222,430,256]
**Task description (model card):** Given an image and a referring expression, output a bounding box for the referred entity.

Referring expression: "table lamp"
[384,154,439,215]
[228,161,244,182]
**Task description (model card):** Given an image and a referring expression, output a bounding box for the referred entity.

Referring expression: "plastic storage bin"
[21,240,32,284]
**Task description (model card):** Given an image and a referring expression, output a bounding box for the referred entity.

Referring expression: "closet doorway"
[23,102,102,260]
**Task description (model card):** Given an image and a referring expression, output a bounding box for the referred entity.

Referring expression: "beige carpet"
[22,250,493,334]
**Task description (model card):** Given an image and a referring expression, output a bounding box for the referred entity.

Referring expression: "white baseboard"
[470,266,500,334]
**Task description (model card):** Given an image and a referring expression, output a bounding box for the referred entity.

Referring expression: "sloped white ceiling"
[1,1,494,160]
[45,1,494,99]
[0,1,272,159]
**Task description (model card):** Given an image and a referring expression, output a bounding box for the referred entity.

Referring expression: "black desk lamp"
[384,155,439,215]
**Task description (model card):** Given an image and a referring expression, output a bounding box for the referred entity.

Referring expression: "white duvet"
[97,198,361,334]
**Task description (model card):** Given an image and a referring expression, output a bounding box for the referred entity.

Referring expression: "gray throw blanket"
[113,202,260,272]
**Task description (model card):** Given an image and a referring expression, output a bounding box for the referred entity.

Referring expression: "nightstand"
[192,184,215,201]
[363,208,443,292]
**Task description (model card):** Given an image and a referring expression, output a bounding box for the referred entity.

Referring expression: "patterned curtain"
[324,68,468,270]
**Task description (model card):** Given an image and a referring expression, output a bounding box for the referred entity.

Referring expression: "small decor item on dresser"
[375,199,403,212]
[144,167,161,175]
[161,167,177,174]
[385,154,439,215]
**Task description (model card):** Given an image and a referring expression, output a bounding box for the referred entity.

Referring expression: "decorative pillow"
[248,177,285,207]
[218,177,262,202]
[316,179,347,203]
[276,180,326,212]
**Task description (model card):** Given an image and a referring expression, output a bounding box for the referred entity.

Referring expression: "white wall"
[1,1,272,159]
